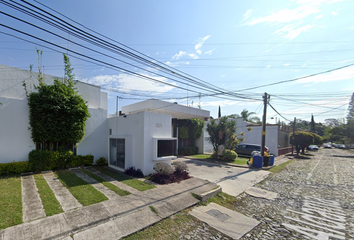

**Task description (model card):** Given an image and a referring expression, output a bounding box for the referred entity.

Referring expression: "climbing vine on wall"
[23,52,90,150]
[178,119,205,139]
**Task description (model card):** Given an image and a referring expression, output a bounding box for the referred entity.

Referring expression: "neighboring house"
[198,118,279,156]
[0,64,108,164]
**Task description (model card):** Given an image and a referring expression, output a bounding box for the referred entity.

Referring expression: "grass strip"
[33,174,63,216]
[55,170,108,206]
[189,154,248,165]
[269,160,294,174]
[0,175,22,229]
[207,192,240,210]
[93,166,155,191]
[80,169,130,196]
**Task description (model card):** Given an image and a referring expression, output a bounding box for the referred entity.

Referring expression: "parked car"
[307,145,319,151]
[338,144,346,149]
[323,144,332,148]
[234,143,269,156]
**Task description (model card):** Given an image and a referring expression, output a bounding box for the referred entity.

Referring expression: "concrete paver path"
[190,202,260,239]
[0,177,218,240]
[21,175,46,222]
[70,169,120,200]
[43,172,82,211]
[85,168,140,194]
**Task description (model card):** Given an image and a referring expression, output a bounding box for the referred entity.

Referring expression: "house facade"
[198,118,280,156]
[0,64,108,164]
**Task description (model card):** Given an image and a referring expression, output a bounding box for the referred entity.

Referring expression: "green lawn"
[0,175,22,230]
[189,154,248,165]
[55,170,108,206]
[80,169,130,196]
[269,160,293,174]
[33,174,63,216]
[93,166,155,191]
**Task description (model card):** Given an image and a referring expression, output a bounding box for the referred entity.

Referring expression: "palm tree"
[240,109,260,123]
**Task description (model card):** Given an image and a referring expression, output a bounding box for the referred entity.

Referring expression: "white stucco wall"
[201,118,279,156]
[107,111,174,175]
[0,64,108,163]
[142,111,174,175]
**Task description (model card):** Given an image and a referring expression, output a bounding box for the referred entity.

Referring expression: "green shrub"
[28,150,92,172]
[96,157,107,166]
[178,147,198,156]
[0,161,30,175]
[223,150,238,161]
[29,150,53,172]
[71,155,94,167]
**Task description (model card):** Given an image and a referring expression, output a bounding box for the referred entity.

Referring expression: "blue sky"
[1,0,354,124]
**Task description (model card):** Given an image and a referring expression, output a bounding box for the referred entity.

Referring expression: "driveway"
[174,158,270,197]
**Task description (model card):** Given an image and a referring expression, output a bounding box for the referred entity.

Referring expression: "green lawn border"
[269,160,294,174]
[93,166,155,191]
[55,170,108,206]
[33,174,63,216]
[0,175,22,230]
[80,169,130,196]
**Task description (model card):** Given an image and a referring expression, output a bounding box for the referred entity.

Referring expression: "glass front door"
[110,138,125,169]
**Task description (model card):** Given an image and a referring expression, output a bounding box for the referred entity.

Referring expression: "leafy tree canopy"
[24,52,90,150]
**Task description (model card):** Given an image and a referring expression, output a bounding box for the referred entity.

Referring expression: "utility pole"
[261,92,269,156]
[116,96,119,116]
[291,117,296,155]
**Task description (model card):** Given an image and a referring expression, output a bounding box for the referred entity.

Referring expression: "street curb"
[200,186,222,202]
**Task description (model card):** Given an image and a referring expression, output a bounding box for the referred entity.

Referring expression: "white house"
[198,118,279,156]
[107,99,209,175]
[0,64,108,163]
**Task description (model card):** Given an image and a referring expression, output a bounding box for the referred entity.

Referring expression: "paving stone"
[190,203,260,239]
[70,169,119,200]
[43,172,82,211]
[21,175,46,222]
[85,168,139,194]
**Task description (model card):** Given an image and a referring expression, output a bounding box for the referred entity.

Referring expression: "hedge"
[178,147,198,156]
[28,150,94,173]
[0,161,30,175]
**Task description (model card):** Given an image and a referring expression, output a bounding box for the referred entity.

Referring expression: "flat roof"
[122,99,210,119]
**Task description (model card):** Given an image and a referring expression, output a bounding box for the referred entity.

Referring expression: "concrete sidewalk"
[0,177,219,240]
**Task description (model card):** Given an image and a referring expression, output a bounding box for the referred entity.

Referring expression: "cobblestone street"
[234,148,354,239]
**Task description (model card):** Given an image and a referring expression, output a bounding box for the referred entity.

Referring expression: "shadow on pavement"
[331,155,354,159]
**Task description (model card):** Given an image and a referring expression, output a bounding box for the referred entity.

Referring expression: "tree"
[240,109,260,123]
[24,52,90,151]
[347,93,354,120]
[310,114,316,133]
[290,131,322,154]
[206,116,241,153]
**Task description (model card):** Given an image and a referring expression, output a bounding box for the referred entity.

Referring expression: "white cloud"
[172,51,186,60]
[315,14,323,19]
[196,50,202,55]
[275,24,314,39]
[247,7,319,25]
[295,66,354,84]
[243,9,253,20]
[205,48,216,55]
[195,35,211,51]
[82,73,176,94]
[331,11,338,16]
[201,100,241,107]
[283,63,290,66]
[188,53,199,59]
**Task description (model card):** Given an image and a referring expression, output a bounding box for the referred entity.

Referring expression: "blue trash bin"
[252,156,263,168]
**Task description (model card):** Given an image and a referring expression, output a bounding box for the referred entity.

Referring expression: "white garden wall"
[0,64,108,163]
